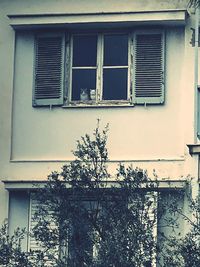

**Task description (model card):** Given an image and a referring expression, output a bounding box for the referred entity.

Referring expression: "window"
[29,190,157,266]
[33,30,165,107]
[29,193,100,265]
[71,33,129,102]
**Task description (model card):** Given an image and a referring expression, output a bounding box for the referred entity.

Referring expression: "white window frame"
[67,32,132,105]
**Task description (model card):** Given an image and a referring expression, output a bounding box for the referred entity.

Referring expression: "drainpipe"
[194,4,199,140]
[191,2,199,210]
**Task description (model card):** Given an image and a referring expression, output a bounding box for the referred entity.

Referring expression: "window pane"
[72,69,96,101]
[73,35,97,67]
[104,34,128,66]
[103,68,127,100]
[68,201,96,265]
[69,219,93,265]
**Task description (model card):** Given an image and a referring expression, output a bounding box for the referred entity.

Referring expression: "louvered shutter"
[33,34,65,106]
[29,193,59,265]
[145,192,157,267]
[128,191,157,266]
[133,31,165,104]
[29,194,42,251]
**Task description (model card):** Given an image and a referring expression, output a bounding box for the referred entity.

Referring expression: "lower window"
[29,191,157,266]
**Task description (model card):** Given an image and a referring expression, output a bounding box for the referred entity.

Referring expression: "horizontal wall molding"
[8,9,187,29]
[3,179,187,190]
[10,157,185,163]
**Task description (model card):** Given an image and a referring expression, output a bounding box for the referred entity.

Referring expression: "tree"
[189,0,200,8]
[158,192,200,267]
[0,220,32,267]
[1,122,185,267]
[31,122,159,267]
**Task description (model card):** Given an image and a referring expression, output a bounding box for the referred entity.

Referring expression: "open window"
[70,33,129,103]
[29,193,101,265]
[29,190,158,266]
[33,29,165,107]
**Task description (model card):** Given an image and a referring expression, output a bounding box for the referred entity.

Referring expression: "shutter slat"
[33,35,64,106]
[133,32,165,104]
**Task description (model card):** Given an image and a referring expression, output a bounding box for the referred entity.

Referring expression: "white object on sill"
[90,89,96,101]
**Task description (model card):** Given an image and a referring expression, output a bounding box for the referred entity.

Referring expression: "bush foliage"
[31,122,158,267]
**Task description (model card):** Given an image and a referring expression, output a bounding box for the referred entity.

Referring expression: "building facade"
[0,0,199,259]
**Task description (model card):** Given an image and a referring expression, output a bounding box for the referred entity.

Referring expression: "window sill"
[3,179,187,190]
[62,100,134,108]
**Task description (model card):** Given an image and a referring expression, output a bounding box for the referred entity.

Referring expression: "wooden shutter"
[33,34,65,106]
[29,193,59,265]
[128,191,157,266]
[133,31,165,104]
[29,194,43,251]
[145,192,158,267]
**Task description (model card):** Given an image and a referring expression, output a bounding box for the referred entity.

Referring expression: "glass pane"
[72,69,96,101]
[104,34,128,66]
[103,68,127,100]
[68,202,94,265]
[73,35,97,67]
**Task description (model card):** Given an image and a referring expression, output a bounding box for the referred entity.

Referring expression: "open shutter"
[33,33,65,106]
[29,193,59,265]
[133,31,165,104]
[29,194,42,251]
[127,191,157,266]
[145,192,158,267]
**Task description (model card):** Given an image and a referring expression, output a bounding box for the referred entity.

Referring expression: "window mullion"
[97,34,103,102]
[64,33,70,105]
[130,33,134,104]
[68,35,73,103]
[103,66,128,69]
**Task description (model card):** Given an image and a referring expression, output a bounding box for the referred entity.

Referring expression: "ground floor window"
[29,189,158,266]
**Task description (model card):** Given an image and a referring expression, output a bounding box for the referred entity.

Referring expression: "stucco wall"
[10,28,184,158]
[0,0,197,225]
[0,0,188,15]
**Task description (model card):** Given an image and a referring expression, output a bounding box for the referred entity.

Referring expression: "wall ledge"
[8,9,187,30]
[3,179,187,190]
[187,144,200,155]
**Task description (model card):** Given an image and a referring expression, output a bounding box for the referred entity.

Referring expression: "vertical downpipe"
[195,5,199,140]
[192,3,199,207]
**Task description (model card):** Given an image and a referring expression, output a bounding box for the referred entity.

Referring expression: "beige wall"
[0,0,197,225]
[9,25,194,179]
[0,0,188,14]
[11,28,184,158]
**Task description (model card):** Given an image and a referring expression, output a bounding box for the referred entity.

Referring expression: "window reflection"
[73,35,97,67]
[104,34,128,66]
[71,34,128,102]
[103,69,127,100]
